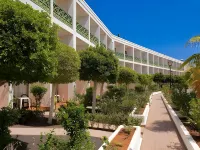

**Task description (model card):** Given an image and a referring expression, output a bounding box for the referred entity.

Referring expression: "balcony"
[125,55,133,61]
[100,42,106,48]
[134,57,141,63]
[164,64,168,68]
[76,22,89,39]
[115,52,124,59]
[31,0,50,12]
[149,60,154,65]
[53,3,72,27]
[90,34,99,45]
[142,59,147,64]
[172,67,177,70]
[154,62,159,67]
[159,64,163,67]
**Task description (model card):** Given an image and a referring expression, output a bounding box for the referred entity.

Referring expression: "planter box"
[129,92,160,126]
[98,125,142,150]
[161,93,200,150]
[130,103,150,126]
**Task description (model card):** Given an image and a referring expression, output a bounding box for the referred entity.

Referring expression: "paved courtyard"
[141,93,186,150]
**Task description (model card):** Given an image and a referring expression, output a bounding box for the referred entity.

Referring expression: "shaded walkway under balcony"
[141,93,186,150]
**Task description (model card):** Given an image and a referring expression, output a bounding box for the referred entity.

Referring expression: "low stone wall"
[129,92,156,126]
[131,104,150,126]
[98,125,142,150]
[161,93,200,150]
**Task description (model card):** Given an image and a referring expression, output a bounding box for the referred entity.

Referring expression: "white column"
[147,53,149,65]
[72,0,76,49]
[69,0,77,99]
[162,58,164,68]
[88,16,91,45]
[132,47,134,62]
[153,55,155,65]
[123,45,125,60]
[112,40,115,51]
[97,26,100,45]
[105,35,108,49]
[50,0,53,22]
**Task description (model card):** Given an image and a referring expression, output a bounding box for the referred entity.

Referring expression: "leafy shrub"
[134,92,149,109]
[124,126,133,135]
[39,130,68,150]
[189,98,200,131]
[162,85,172,103]
[135,84,145,93]
[18,109,44,125]
[98,96,122,115]
[148,83,159,91]
[56,102,94,150]
[138,74,152,89]
[171,89,196,116]
[0,107,20,149]
[30,85,47,110]
[83,87,93,107]
[103,85,126,102]
[87,113,142,129]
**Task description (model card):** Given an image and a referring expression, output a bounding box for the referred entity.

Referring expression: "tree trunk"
[100,82,104,97]
[8,83,13,108]
[92,81,97,114]
[48,83,56,124]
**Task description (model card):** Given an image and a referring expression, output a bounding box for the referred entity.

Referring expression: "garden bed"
[184,124,200,147]
[161,93,200,150]
[99,125,142,150]
[130,103,150,126]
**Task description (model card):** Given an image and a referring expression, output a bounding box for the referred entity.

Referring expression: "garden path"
[10,125,112,150]
[141,93,186,150]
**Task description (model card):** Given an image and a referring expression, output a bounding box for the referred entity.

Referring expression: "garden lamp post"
[168,60,173,88]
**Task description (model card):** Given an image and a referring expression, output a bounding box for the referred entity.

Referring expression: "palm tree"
[180,36,200,97]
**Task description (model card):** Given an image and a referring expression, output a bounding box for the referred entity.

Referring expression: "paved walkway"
[141,93,186,150]
[10,125,112,150]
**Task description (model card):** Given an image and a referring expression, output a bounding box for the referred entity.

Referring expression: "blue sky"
[86,0,200,60]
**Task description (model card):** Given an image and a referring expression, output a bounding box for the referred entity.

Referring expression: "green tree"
[153,73,164,88]
[56,102,94,150]
[48,42,80,124]
[189,98,200,131]
[30,85,47,110]
[0,0,58,84]
[138,74,152,89]
[79,46,119,113]
[118,66,138,89]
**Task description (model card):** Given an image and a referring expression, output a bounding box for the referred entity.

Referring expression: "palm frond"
[180,53,200,69]
[186,36,200,47]
[186,67,200,98]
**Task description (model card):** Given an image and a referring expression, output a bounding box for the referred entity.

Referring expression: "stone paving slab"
[141,94,186,150]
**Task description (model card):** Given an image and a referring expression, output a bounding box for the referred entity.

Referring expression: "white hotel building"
[0,0,185,107]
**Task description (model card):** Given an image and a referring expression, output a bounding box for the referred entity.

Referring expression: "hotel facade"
[0,0,184,108]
